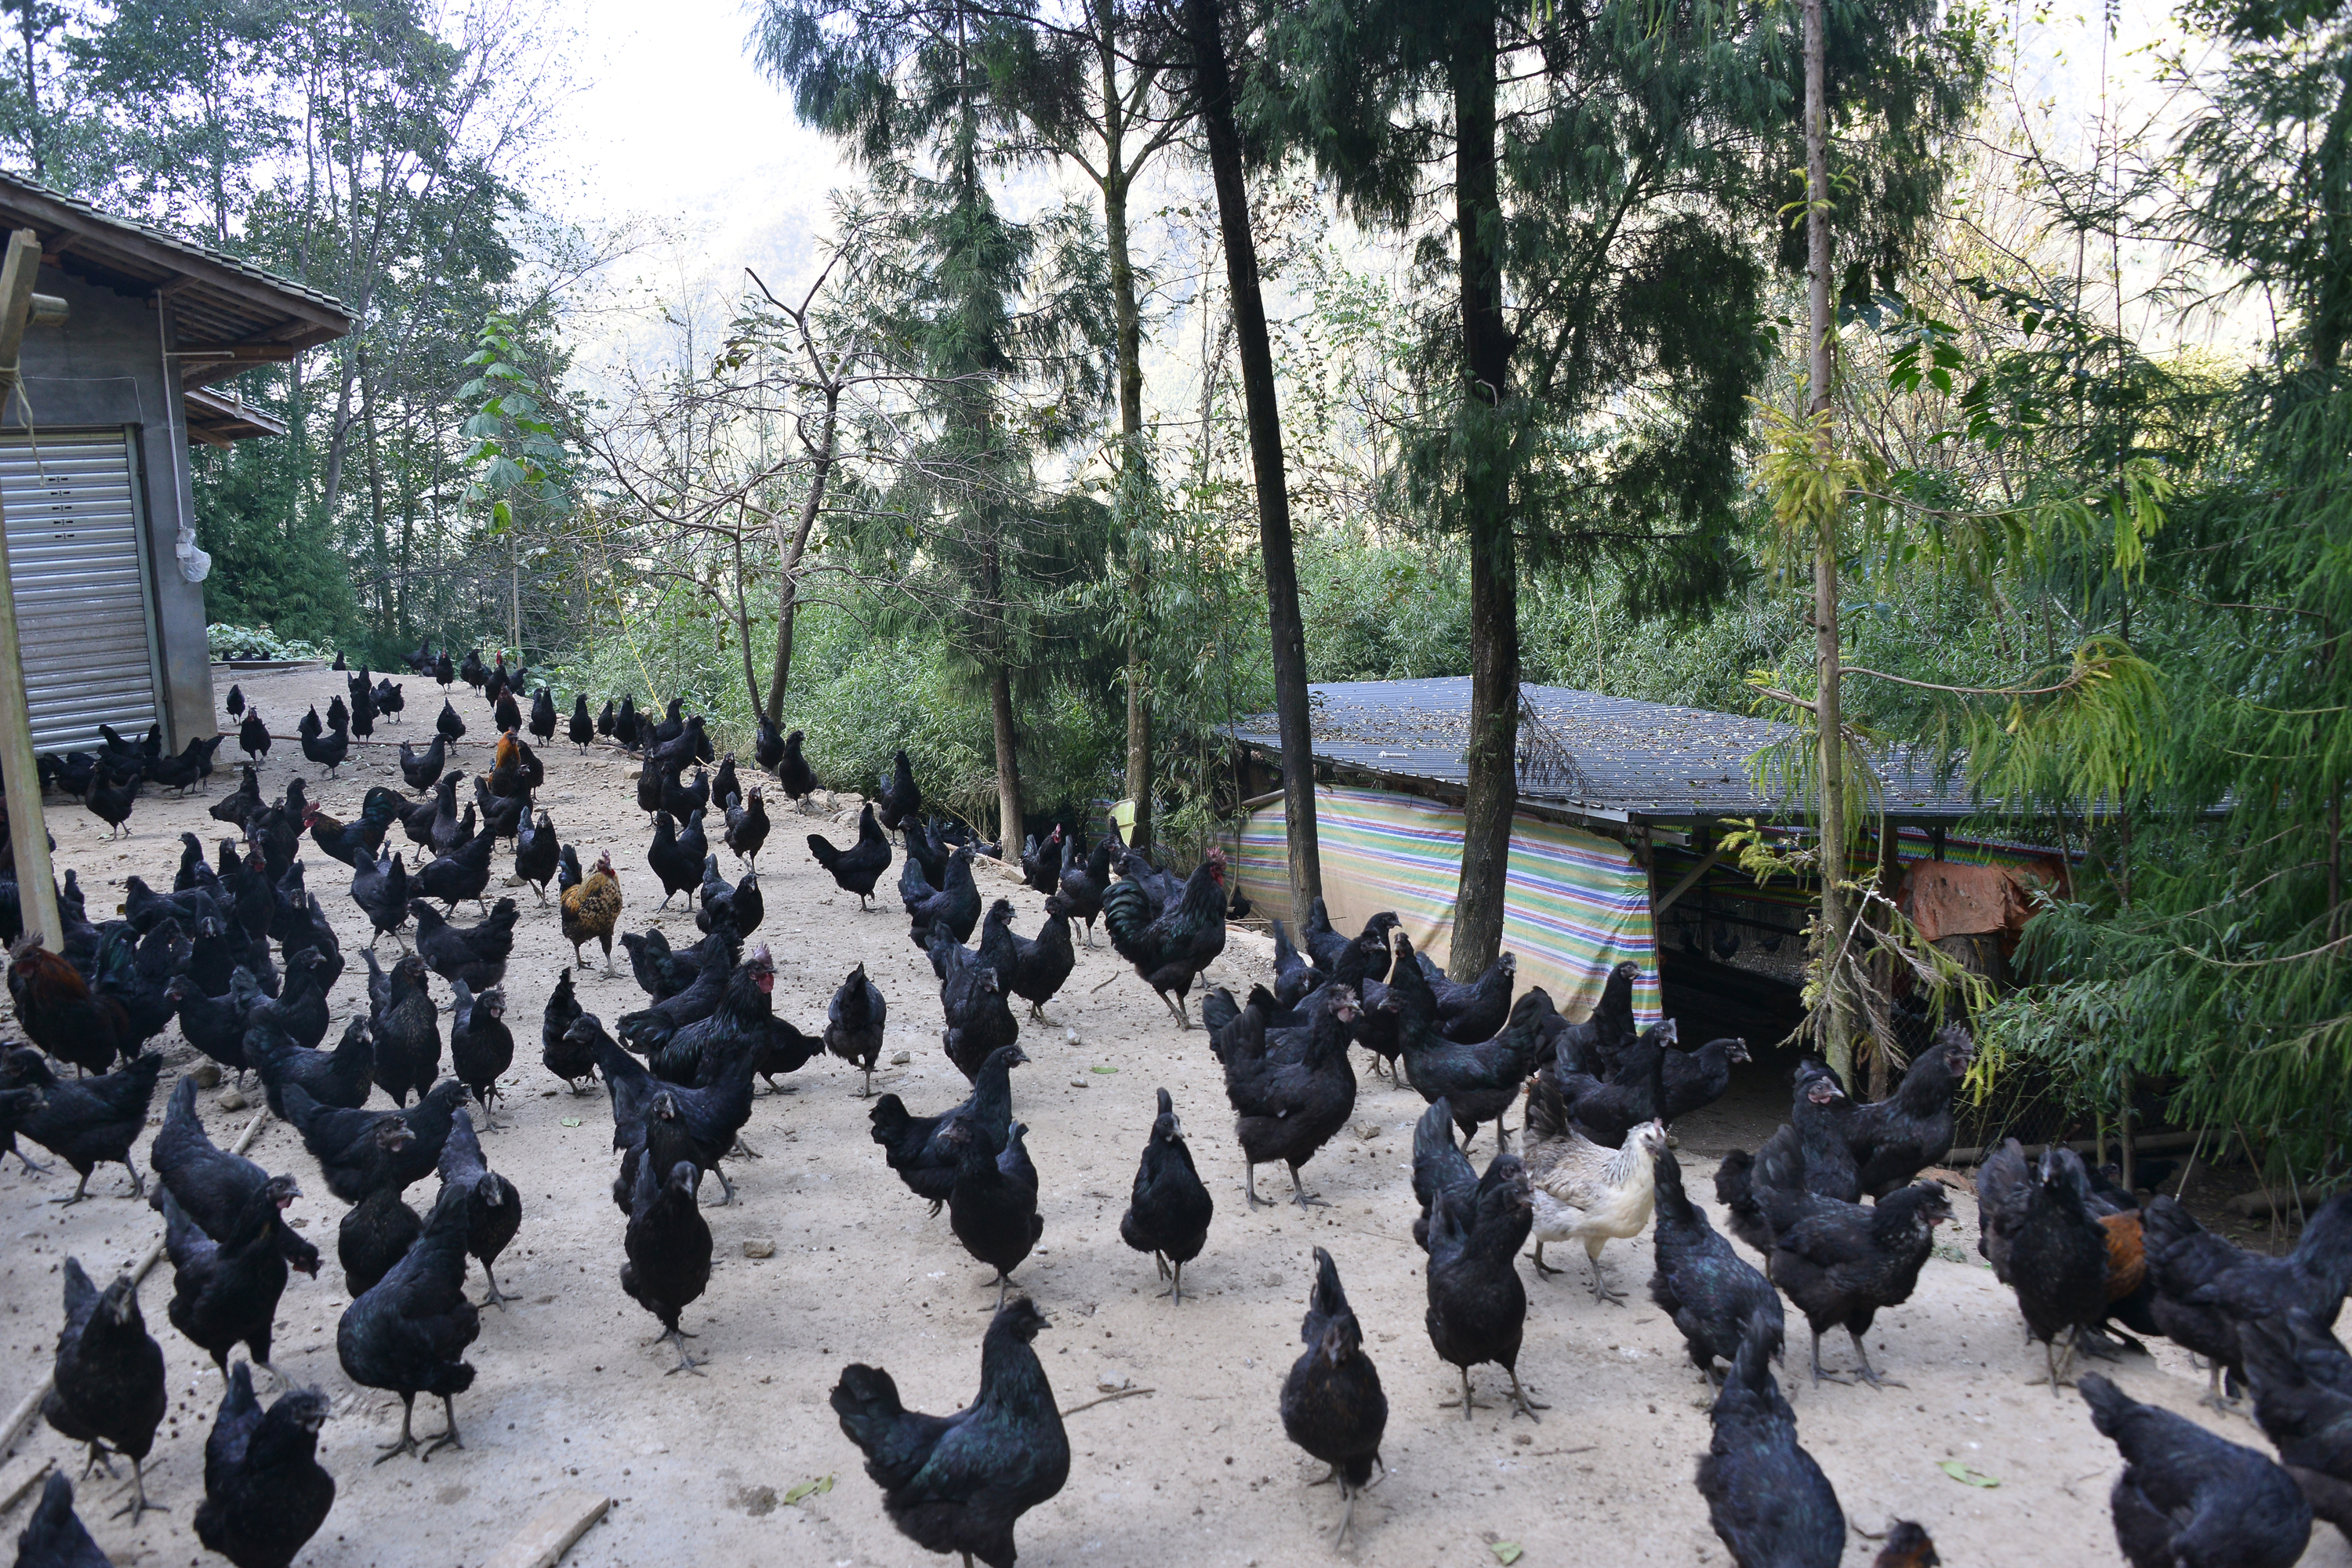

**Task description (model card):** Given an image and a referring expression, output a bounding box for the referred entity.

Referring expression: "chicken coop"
[0,174,350,753]
[1227,677,2071,1047]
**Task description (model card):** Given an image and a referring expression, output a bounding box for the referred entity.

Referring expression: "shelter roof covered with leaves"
[1234,677,1984,826]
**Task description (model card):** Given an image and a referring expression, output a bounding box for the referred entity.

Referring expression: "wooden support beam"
[1653,837,1730,917]
[0,227,61,949]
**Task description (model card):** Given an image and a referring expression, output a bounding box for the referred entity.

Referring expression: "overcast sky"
[535,0,2239,371]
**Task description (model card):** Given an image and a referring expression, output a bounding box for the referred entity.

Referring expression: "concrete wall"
[5,263,214,746]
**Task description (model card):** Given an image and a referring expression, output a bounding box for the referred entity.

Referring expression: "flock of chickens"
[0,642,2347,1568]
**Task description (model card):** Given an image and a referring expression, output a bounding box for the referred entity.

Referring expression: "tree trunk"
[1183,0,1320,916]
[1805,0,1853,1083]
[764,383,840,721]
[989,659,1023,857]
[1101,6,1154,852]
[732,518,760,714]
[1449,2,1517,978]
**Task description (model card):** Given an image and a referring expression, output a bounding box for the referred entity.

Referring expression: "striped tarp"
[1228,786,1661,1025]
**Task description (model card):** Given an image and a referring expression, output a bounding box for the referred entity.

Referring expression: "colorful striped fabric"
[1228,786,1661,1025]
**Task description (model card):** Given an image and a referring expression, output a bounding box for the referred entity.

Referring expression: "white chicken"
[1523,1077,1668,1302]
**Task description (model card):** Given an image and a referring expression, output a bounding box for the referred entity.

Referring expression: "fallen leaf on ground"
[1939,1460,1999,1487]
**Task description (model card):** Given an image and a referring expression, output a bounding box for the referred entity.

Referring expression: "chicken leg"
[479,1261,511,1311]
[1505,1367,1548,1421]
[106,1456,161,1522]
[1287,1164,1329,1210]
[1584,1245,1626,1306]
[658,1325,704,1376]
[426,1392,464,1455]
[373,1394,426,1464]
[1846,1328,1901,1389]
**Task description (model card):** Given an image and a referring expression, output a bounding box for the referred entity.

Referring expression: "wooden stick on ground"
[480,1490,612,1568]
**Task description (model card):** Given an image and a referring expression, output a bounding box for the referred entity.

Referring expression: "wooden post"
[1802,0,1851,1085]
[0,228,61,948]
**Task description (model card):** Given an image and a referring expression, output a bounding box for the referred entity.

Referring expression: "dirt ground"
[2,662,2345,1568]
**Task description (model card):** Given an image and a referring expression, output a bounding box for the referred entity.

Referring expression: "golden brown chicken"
[562,851,622,972]
[1521,1076,1668,1302]
[488,731,527,799]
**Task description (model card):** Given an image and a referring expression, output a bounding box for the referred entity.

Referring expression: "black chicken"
[149,1074,318,1276]
[514,808,561,900]
[775,727,815,808]
[1279,1247,1387,1547]
[337,1183,481,1462]
[808,802,893,908]
[695,855,763,941]
[437,1108,521,1307]
[948,1119,1043,1308]
[830,1294,1067,1568]
[252,1014,375,1119]
[540,967,593,1092]
[339,1185,423,1298]
[435,698,466,746]
[412,897,517,990]
[44,1258,168,1519]
[874,747,921,831]
[620,925,724,1001]
[1767,1177,1955,1386]
[2080,1370,2311,1567]
[448,981,514,1126]
[939,949,1020,1084]
[1696,1317,1845,1568]
[1102,847,1229,1027]
[2240,1308,2352,1541]
[369,952,443,1107]
[723,788,770,866]
[159,1180,298,1373]
[1223,985,1359,1209]
[397,733,446,793]
[645,809,704,909]
[1018,825,1062,896]
[1424,1148,1543,1421]
[1416,948,1518,1044]
[1649,1145,1784,1385]
[871,1044,1026,1215]
[349,848,412,947]
[902,843,982,947]
[1119,1087,1214,1303]
[979,895,1076,1022]
[622,1157,713,1373]
[615,933,737,1055]
[11,1051,162,1203]
[283,1079,467,1203]
[193,1364,336,1568]
[414,830,496,914]
[1841,1026,1973,1197]
[1394,950,1545,1145]
[1057,832,1114,947]
[238,708,270,764]
[296,706,350,777]
[588,1017,760,1205]
[17,1472,111,1567]
[1978,1142,2112,1392]
[826,962,888,1096]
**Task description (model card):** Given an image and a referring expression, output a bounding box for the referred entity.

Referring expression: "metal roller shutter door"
[0,430,159,753]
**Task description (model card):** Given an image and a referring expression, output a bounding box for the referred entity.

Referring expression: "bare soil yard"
[2,664,2343,1568]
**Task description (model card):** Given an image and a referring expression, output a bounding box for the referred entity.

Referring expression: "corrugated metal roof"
[1234,677,1984,822]
[0,172,352,390]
